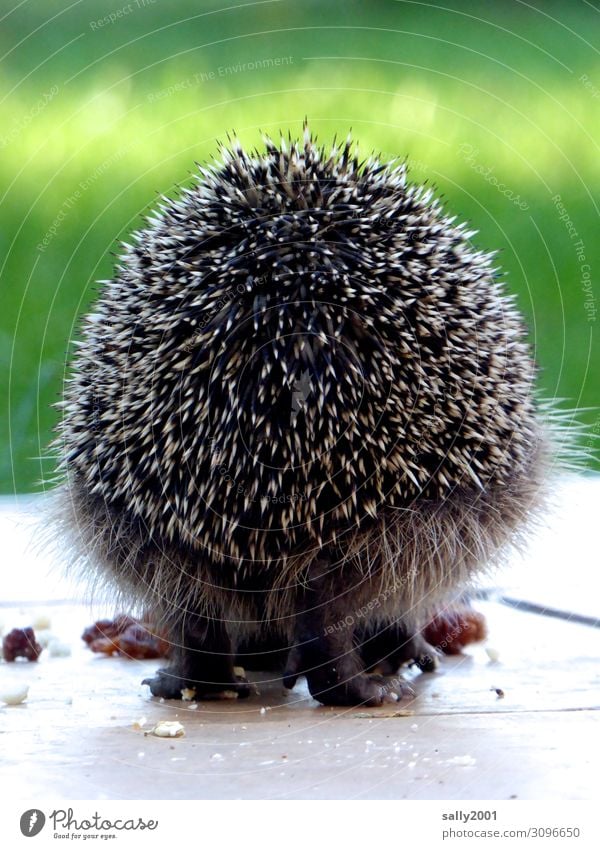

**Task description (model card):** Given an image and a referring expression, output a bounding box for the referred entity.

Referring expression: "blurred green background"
[1,0,598,493]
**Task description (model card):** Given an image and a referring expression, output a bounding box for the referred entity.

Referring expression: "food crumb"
[0,684,30,705]
[217,690,239,700]
[32,612,52,631]
[181,688,196,701]
[147,720,185,738]
[449,755,476,766]
[491,687,505,698]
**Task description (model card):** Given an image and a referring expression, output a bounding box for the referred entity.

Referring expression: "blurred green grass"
[1,0,599,492]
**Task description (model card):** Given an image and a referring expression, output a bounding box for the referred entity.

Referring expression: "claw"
[411,643,441,673]
[142,666,252,700]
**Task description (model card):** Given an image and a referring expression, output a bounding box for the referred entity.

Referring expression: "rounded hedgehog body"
[55,128,547,705]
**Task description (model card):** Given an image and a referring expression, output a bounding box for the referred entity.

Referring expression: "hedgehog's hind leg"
[283,624,413,706]
[357,621,439,675]
[142,615,250,701]
[282,562,412,707]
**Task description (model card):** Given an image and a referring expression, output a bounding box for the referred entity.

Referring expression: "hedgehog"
[52,126,551,706]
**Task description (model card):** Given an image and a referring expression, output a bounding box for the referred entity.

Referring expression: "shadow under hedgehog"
[52,126,551,706]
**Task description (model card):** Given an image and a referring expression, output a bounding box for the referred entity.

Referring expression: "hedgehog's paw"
[368,672,416,701]
[142,666,251,701]
[308,665,413,707]
[288,649,413,707]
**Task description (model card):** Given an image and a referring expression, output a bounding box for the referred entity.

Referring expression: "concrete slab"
[1,601,598,800]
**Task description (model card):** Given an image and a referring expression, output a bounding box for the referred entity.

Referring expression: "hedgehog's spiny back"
[58,129,540,569]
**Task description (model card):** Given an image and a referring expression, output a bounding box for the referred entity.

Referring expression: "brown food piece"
[81,614,138,645]
[423,608,487,655]
[2,627,43,662]
[84,616,169,659]
[111,624,170,659]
